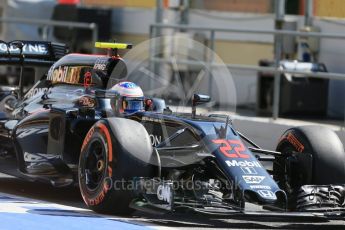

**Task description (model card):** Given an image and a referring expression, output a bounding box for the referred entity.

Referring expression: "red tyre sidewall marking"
[286,133,305,152]
[81,127,95,153]
[97,123,113,167]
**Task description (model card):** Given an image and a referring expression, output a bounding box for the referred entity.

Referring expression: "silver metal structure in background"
[304,0,314,27]
[155,0,164,38]
[0,17,99,53]
[272,0,285,119]
[150,23,345,119]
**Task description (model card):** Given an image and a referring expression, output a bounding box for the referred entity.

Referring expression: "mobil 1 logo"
[226,159,261,175]
[240,166,257,175]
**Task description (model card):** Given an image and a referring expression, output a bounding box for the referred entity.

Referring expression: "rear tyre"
[273,125,345,210]
[78,118,154,215]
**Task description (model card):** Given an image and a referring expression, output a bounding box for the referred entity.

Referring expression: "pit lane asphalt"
[0,116,345,229]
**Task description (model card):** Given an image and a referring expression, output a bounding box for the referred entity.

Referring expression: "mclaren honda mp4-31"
[0,40,344,218]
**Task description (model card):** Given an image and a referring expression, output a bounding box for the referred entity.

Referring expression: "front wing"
[131,178,345,220]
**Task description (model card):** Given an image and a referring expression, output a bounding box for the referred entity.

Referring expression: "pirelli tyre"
[78,118,155,215]
[273,125,345,210]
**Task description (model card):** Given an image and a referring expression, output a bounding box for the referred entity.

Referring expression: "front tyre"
[78,118,154,215]
[273,125,345,210]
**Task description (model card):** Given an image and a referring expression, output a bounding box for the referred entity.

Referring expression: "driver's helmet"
[111,81,144,113]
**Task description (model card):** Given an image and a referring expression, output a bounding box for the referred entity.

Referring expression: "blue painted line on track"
[1,213,150,230]
[0,194,152,230]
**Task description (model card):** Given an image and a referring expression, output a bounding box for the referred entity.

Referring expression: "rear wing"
[0,40,68,67]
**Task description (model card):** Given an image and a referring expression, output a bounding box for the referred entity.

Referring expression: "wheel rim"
[83,138,106,192]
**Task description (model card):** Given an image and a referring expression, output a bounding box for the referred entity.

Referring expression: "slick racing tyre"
[273,125,345,210]
[78,118,155,215]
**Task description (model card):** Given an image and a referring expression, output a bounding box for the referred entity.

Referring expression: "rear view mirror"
[192,94,211,118]
[192,94,211,105]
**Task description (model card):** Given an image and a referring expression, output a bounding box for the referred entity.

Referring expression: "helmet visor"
[122,97,144,112]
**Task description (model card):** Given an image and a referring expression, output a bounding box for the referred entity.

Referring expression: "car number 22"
[212,139,249,159]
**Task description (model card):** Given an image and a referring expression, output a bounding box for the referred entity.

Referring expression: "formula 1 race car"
[0,40,345,218]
